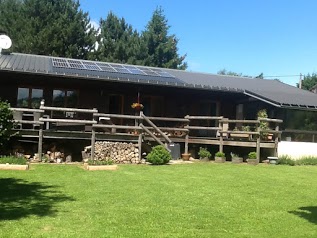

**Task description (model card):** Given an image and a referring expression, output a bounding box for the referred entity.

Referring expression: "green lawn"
[1,163,317,238]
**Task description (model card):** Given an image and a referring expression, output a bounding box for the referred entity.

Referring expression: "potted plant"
[257,109,272,140]
[198,147,211,161]
[231,152,243,163]
[247,151,258,165]
[215,151,226,163]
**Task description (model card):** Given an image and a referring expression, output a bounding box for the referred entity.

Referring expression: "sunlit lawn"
[1,163,317,237]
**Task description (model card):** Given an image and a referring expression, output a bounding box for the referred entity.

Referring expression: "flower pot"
[181,153,191,161]
[232,157,243,164]
[247,159,259,165]
[200,157,209,162]
[215,157,226,163]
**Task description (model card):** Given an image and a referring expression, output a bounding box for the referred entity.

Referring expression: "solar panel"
[83,62,101,71]
[124,66,145,75]
[52,58,176,79]
[141,69,160,76]
[52,58,68,68]
[68,60,85,69]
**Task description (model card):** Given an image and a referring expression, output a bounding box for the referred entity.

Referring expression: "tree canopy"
[0,0,96,59]
[141,7,187,69]
[299,73,317,90]
[0,1,187,69]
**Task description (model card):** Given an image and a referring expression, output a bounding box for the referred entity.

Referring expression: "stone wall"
[83,141,144,164]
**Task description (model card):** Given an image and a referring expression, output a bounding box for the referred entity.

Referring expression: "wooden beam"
[140,123,170,151]
[40,106,97,114]
[141,113,172,144]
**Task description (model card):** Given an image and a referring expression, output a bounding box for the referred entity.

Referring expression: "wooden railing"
[10,102,284,160]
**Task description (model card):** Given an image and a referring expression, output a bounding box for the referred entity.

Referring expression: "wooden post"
[91,127,96,160]
[184,135,188,155]
[256,122,261,161]
[219,120,223,153]
[184,115,189,154]
[37,125,43,161]
[274,124,279,157]
[138,133,142,160]
[37,101,45,162]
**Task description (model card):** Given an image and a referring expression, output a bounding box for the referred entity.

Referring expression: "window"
[17,87,43,108]
[53,90,78,108]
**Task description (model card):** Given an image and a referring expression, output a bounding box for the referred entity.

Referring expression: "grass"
[1,163,317,237]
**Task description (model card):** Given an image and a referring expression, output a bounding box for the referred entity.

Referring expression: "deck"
[10,102,282,160]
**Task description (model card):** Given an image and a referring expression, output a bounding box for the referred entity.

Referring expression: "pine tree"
[95,12,147,65]
[0,0,96,59]
[142,7,187,69]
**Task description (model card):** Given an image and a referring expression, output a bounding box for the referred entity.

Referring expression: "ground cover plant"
[1,163,317,237]
[0,156,27,165]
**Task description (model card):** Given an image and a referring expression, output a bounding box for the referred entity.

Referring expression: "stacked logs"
[83,141,143,164]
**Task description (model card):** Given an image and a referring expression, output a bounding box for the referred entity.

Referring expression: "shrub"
[277,155,295,166]
[87,159,114,165]
[146,145,171,165]
[198,147,211,159]
[248,152,257,160]
[0,156,27,165]
[0,100,14,153]
[215,151,225,158]
[296,156,317,166]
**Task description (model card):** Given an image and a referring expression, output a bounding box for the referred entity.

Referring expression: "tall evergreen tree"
[0,0,95,59]
[94,12,147,65]
[142,7,187,69]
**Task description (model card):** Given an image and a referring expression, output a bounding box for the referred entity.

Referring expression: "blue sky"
[79,0,317,86]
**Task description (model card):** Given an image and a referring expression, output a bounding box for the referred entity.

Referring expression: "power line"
[263,75,301,78]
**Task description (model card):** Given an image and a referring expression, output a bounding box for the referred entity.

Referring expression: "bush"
[277,155,295,166]
[87,159,114,165]
[146,145,171,165]
[296,156,317,166]
[0,100,14,153]
[248,152,257,160]
[215,151,225,158]
[198,147,211,159]
[0,156,27,165]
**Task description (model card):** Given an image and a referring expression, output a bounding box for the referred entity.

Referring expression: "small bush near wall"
[146,145,171,165]
[296,156,317,166]
[276,155,295,166]
[0,100,14,154]
[0,156,27,165]
[277,155,317,166]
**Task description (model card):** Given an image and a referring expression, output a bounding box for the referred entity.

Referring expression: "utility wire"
[263,75,301,78]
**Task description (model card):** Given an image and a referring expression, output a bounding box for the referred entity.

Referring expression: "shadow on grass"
[0,178,75,220]
[289,206,317,224]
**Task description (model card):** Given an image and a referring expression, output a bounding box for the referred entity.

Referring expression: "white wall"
[278,141,317,160]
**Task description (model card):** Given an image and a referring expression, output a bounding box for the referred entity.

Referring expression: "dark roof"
[1,52,317,110]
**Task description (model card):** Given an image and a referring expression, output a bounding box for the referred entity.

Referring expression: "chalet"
[1,52,317,160]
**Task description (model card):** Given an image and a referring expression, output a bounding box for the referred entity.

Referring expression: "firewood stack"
[83,141,143,164]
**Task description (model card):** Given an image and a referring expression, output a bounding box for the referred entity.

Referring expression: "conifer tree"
[142,7,187,69]
[95,12,147,65]
[0,0,95,59]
